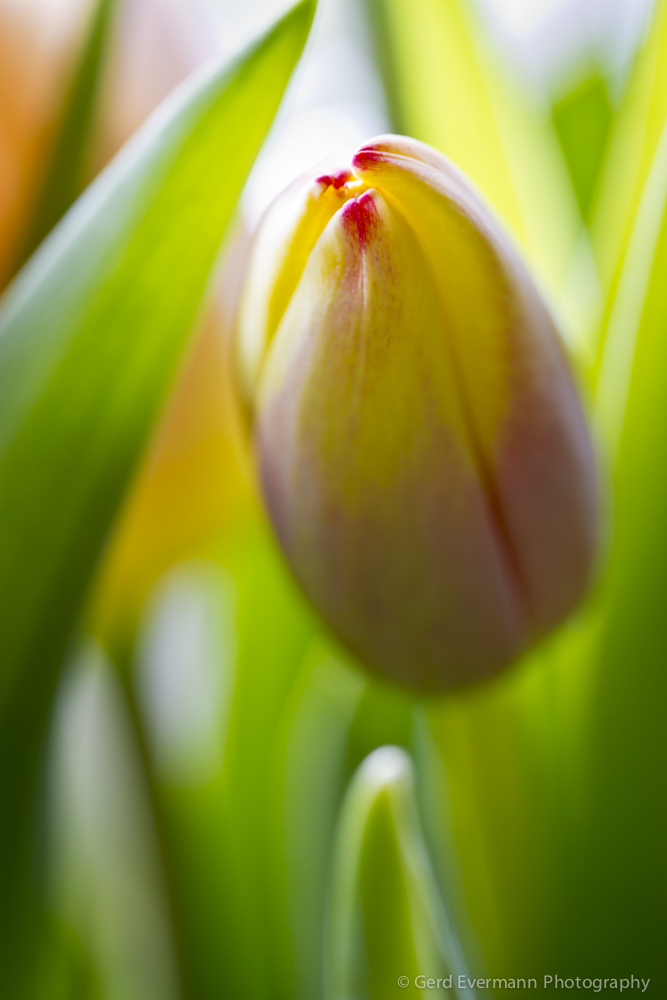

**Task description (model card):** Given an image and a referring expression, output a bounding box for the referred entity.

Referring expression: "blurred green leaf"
[346,680,414,774]
[270,641,365,1000]
[421,601,606,980]
[50,642,179,1000]
[17,0,118,270]
[595,125,667,459]
[552,74,613,223]
[326,745,472,1000]
[560,116,667,983]
[421,654,560,983]
[129,558,238,1000]
[0,0,315,991]
[591,0,667,301]
[133,542,419,1000]
[124,525,321,1000]
[212,529,319,1000]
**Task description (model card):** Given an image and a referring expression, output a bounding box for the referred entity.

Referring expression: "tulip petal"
[237,165,364,402]
[352,137,598,638]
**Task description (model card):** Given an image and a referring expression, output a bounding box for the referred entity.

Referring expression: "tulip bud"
[235,135,597,691]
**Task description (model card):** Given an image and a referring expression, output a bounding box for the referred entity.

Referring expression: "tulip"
[235,135,598,691]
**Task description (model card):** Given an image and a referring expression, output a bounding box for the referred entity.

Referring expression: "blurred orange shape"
[0,0,95,289]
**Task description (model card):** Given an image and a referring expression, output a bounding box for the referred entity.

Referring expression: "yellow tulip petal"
[353,137,598,636]
[237,165,367,402]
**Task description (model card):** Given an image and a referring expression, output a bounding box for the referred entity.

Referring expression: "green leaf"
[270,642,365,1000]
[50,642,179,1000]
[419,634,594,982]
[551,73,613,223]
[595,124,667,459]
[0,0,314,732]
[16,0,118,270]
[0,0,315,990]
[588,0,667,370]
[326,745,473,1000]
[591,0,667,298]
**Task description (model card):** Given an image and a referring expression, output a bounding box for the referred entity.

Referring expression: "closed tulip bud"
[235,135,597,691]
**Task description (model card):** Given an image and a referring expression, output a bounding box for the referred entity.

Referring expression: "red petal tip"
[351,149,387,171]
[315,168,354,190]
[341,191,378,248]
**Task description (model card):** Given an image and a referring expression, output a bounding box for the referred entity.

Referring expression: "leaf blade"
[0,2,315,988]
[0,0,314,699]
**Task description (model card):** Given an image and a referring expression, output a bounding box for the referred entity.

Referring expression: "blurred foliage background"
[1,0,666,996]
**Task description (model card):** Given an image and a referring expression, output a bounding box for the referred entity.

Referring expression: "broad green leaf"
[325,745,473,1000]
[17,0,118,270]
[362,0,588,353]
[0,1,315,991]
